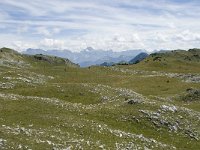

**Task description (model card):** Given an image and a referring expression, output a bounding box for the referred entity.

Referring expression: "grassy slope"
[124,49,200,73]
[0,48,200,149]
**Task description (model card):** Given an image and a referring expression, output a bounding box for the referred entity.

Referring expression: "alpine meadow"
[0,0,200,150]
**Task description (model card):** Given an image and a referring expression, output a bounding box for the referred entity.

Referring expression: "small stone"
[127,99,142,104]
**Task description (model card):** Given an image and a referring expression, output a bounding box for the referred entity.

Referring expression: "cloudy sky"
[0,0,200,52]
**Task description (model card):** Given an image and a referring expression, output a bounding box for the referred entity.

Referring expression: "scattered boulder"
[0,139,6,147]
[153,56,162,61]
[181,88,200,102]
[79,92,84,96]
[127,99,142,104]
[161,105,177,113]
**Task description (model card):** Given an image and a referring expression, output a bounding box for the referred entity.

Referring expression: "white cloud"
[176,30,200,42]
[0,0,200,51]
[52,28,61,34]
[34,27,62,37]
[12,41,36,52]
[17,25,29,34]
[40,38,65,49]
[35,27,51,37]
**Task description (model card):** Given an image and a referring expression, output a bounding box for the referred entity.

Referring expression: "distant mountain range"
[23,47,147,67]
[129,52,149,64]
[99,52,149,66]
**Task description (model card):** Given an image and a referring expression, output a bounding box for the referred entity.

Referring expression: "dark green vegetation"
[0,48,200,149]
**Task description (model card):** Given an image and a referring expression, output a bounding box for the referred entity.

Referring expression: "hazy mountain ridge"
[100,52,149,66]
[23,47,146,67]
[129,52,149,64]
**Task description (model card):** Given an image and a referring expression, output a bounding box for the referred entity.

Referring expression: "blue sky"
[0,0,200,51]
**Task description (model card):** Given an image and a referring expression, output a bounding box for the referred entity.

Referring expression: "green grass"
[0,48,200,149]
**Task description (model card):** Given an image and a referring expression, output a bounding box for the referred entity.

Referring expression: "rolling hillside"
[0,48,200,150]
[128,48,200,73]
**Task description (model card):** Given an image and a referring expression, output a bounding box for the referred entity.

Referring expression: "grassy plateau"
[0,48,200,150]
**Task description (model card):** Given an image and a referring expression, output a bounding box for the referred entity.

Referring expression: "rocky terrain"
[0,48,200,149]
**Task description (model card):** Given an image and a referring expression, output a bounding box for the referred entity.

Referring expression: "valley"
[0,48,200,149]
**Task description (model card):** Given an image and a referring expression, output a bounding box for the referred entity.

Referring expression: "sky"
[0,0,200,52]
